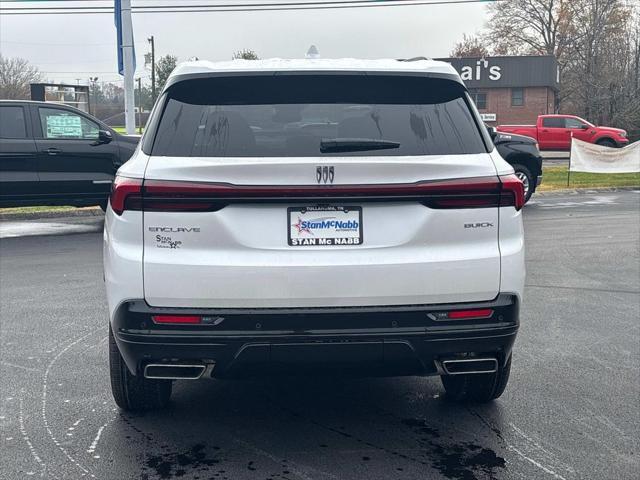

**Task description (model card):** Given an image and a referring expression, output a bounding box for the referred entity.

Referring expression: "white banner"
[570,138,640,173]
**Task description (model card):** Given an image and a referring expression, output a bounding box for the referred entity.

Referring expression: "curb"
[0,207,104,221]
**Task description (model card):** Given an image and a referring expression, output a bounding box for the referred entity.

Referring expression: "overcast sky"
[0,1,488,85]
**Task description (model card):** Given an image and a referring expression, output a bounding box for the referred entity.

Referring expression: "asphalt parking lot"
[1,190,638,480]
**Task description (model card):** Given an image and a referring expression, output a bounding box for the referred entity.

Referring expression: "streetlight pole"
[137,77,142,134]
[89,76,98,116]
[116,0,136,135]
[148,35,156,101]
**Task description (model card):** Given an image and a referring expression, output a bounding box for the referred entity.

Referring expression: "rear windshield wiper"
[320,138,401,153]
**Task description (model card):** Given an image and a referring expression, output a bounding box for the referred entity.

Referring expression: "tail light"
[110,176,142,215]
[110,174,525,215]
[498,174,525,210]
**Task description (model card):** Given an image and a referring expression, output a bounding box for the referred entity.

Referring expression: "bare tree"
[485,0,575,67]
[0,55,42,99]
[482,0,639,135]
[232,49,259,60]
[563,0,638,125]
[450,34,489,58]
[483,1,575,108]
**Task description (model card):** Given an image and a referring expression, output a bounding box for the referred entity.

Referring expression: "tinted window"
[511,88,524,106]
[469,91,487,110]
[151,76,487,157]
[38,108,99,140]
[565,118,586,129]
[0,106,28,139]
[542,117,565,128]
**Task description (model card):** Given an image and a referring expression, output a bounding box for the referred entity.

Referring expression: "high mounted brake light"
[110,175,525,214]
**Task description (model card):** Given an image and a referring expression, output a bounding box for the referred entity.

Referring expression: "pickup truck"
[487,125,542,202]
[497,115,629,151]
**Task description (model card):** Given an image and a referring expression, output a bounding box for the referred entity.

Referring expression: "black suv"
[487,125,543,202]
[0,100,138,209]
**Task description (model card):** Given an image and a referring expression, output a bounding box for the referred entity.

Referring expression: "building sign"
[460,59,501,82]
[438,55,560,91]
[480,113,497,122]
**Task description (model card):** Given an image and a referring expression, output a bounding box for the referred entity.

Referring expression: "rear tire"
[512,164,534,203]
[596,138,617,148]
[109,326,172,411]
[441,356,511,403]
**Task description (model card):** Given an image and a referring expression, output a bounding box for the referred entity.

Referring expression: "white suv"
[104,59,525,411]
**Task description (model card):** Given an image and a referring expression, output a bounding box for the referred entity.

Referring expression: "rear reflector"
[447,309,494,320]
[111,174,525,215]
[152,315,202,324]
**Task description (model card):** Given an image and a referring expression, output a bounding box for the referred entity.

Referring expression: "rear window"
[542,117,565,128]
[150,75,487,157]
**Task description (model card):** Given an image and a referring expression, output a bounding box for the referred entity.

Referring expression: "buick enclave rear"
[103,59,525,411]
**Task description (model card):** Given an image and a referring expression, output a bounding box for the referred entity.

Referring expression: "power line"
[1,40,148,47]
[1,0,433,9]
[1,0,497,15]
[40,71,146,73]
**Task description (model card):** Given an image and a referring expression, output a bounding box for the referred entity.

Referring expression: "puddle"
[144,444,221,479]
[402,417,506,480]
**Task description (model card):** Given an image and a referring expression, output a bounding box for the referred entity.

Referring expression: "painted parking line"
[530,195,620,209]
[528,191,640,209]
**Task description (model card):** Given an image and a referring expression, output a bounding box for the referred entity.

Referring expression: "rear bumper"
[111,294,519,378]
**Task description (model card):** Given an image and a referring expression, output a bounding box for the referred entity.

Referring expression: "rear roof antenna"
[306,45,320,59]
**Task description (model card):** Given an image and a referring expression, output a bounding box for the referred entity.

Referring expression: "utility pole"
[137,77,142,134]
[89,76,98,116]
[148,35,156,100]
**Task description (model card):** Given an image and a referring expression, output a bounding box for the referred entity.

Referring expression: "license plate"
[288,206,363,246]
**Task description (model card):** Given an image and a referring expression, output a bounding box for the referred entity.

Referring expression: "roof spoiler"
[397,57,433,62]
[163,68,465,93]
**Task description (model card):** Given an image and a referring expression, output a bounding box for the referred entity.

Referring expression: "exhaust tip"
[144,364,206,380]
[441,358,498,375]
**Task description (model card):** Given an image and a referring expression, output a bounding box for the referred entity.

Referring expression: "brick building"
[437,55,560,126]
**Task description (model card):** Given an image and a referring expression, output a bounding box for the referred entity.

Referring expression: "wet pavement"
[0,217,103,238]
[1,191,639,479]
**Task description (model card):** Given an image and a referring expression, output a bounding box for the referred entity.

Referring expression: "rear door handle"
[44,147,61,155]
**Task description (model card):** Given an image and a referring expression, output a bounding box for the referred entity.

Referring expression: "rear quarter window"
[149,75,487,157]
[0,106,28,139]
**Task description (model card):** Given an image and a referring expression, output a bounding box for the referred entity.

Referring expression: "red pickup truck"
[497,115,629,151]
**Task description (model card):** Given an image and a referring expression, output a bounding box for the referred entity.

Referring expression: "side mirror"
[580,124,589,130]
[98,129,113,144]
[486,125,497,139]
